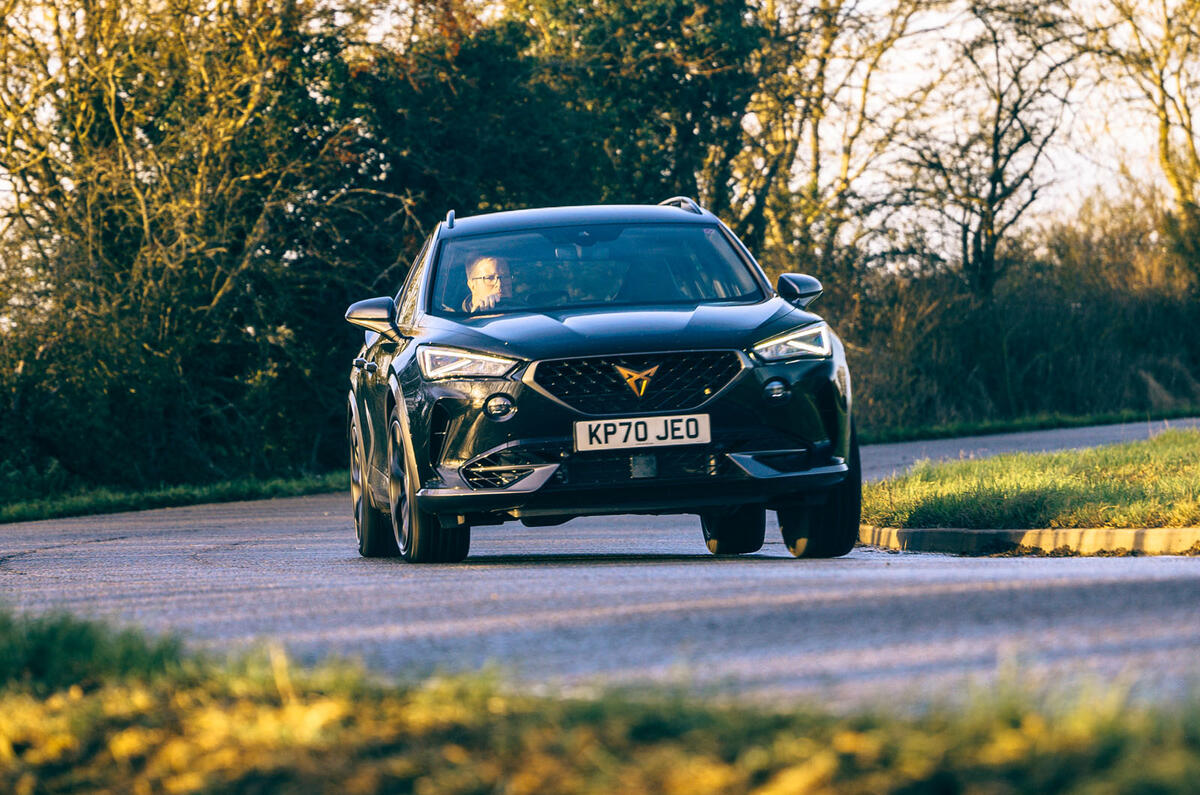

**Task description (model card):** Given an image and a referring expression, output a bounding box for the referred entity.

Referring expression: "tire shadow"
[459,552,794,566]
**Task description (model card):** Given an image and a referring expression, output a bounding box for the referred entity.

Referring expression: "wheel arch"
[386,371,425,481]
[829,331,854,460]
[347,390,364,451]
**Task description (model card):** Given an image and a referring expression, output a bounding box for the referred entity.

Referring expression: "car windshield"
[429,223,763,316]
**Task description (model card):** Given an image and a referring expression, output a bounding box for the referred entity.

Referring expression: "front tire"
[387,404,470,563]
[778,426,862,559]
[700,505,766,555]
[350,411,397,558]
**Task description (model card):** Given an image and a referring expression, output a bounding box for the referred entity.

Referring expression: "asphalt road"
[2,417,1198,708]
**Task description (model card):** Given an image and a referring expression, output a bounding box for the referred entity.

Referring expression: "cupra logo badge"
[615,364,660,398]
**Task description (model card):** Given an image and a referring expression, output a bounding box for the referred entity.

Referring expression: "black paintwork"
[346,204,853,528]
[421,299,816,362]
[776,273,823,309]
[438,204,718,240]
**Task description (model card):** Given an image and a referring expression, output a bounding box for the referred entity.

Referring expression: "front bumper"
[402,351,852,521]
[417,457,848,519]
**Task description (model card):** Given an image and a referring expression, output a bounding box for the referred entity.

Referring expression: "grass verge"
[2,608,1199,794]
[857,405,1200,445]
[863,428,1200,529]
[0,471,345,525]
[4,409,1197,526]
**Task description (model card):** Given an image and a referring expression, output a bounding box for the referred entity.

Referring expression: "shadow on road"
[458,552,794,566]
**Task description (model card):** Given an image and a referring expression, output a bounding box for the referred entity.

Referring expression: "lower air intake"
[462,447,554,490]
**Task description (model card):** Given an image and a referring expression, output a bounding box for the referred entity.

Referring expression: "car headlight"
[417,345,517,379]
[753,322,832,361]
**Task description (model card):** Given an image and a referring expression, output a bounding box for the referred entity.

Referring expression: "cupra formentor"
[345,198,859,562]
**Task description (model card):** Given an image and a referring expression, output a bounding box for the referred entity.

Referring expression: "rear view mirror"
[344,296,396,334]
[776,273,823,309]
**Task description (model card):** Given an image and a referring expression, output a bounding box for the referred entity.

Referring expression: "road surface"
[2,417,1198,707]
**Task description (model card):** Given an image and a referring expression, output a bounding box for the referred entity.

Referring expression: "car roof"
[441,204,718,238]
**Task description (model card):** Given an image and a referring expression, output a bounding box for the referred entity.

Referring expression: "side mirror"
[344,296,396,334]
[776,273,823,309]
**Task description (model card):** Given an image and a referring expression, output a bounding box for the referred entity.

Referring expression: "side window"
[395,236,432,327]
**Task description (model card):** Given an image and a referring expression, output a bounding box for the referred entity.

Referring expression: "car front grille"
[531,351,743,415]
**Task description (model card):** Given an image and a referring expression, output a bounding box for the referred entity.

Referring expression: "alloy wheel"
[350,421,366,546]
[388,418,411,554]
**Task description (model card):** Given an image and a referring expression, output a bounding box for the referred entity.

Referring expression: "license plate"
[573,414,711,452]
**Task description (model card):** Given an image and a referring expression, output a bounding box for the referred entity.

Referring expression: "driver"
[464,256,515,313]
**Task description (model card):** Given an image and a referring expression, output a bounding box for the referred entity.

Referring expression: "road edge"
[859,525,1200,556]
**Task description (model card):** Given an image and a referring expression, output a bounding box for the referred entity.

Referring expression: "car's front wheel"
[350,408,397,558]
[700,505,766,555]
[778,426,862,559]
[387,404,470,563]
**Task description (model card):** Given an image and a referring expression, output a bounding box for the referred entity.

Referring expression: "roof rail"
[658,196,704,215]
[445,209,455,229]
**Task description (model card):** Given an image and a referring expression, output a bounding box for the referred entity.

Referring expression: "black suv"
[346,198,859,562]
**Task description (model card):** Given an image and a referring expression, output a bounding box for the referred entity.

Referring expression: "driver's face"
[467,258,512,304]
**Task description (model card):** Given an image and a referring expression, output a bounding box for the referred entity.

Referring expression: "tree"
[1089,0,1200,281]
[729,0,941,284]
[1036,174,1193,292]
[507,0,763,208]
[349,12,596,238]
[0,0,403,485]
[899,1,1081,298]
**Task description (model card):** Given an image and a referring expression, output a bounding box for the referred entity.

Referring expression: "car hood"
[421,298,821,361]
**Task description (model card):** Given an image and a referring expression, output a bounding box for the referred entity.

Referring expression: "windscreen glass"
[429,223,763,316]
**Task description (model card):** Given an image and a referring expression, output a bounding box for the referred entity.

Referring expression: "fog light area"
[763,378,791,403]
[484,394,516,420]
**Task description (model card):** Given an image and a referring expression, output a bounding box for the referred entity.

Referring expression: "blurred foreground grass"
[863,429,1200,529]
[2,609,1199,793]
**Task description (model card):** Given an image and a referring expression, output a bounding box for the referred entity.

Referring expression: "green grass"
[1,607,1199,793]
[0,471,345,525]
[3,407,1197,526]
[0,611,184,695]
[857,405,1200,445]
[863,428,1200,529]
